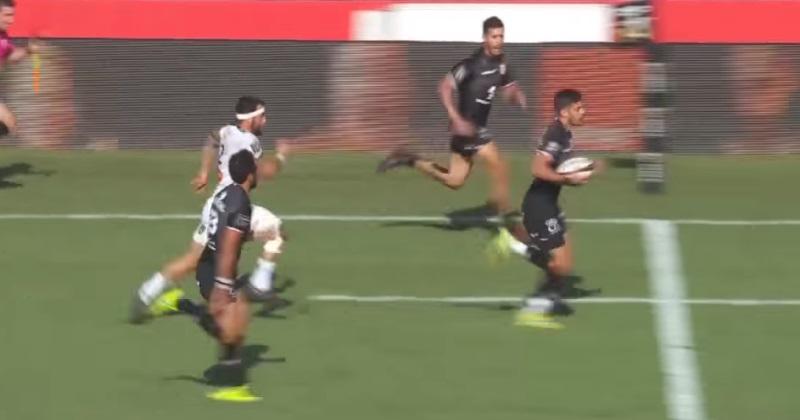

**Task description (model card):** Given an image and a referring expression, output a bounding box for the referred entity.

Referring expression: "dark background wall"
[7,41,800,154]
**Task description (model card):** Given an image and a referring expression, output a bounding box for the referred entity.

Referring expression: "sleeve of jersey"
[208,127,222,148]
[537,129,562,158]
[2,43,14,59]
[447,60,470,89]
[224,190,252,233]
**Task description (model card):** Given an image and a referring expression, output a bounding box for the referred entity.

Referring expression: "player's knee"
[443,177,467,190]
[219,329,241,345]
[262,237,283,256]
[548,257,572,277]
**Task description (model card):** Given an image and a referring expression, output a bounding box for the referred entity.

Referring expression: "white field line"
[307,295,800,306]
[0,213,799,225]
[643,220,707,420]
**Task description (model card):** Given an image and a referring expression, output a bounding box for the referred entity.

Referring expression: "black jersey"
[206,183,252,255]
[448,49,515,127]
[528,119,573,200]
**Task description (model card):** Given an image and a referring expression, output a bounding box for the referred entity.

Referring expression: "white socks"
[508,237,529,257]
[249,258,276,292]
[524,297,554,313]
[138,272,170,305]
[501,229,529,257]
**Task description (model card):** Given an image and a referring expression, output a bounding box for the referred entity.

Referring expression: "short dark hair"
[554,89,582,113]
[483,16,504,34]
[235,96,265,114]
[229,150,257,184]
[0,0,15,8]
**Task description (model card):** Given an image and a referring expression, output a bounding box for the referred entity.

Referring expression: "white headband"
[236,106,265,120]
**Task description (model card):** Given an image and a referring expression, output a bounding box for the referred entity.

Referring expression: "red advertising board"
[655,0,800,43]
[16,0,624,40]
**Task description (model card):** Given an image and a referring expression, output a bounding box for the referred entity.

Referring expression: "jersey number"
[486,86,497,101]
[208,211,219,237]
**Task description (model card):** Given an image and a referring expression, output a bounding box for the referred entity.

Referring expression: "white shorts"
[191,196,215,246]
[191,199,282,251]
[250,205,283,253]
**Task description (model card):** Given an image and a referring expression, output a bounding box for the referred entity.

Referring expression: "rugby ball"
[556,157,595,174]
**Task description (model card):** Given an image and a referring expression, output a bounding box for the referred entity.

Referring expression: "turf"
[0,149,798,419]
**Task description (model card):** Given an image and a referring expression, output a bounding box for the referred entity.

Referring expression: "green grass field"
[1,149,799,420]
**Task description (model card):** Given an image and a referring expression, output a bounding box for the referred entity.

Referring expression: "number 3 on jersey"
[208,211,219,237]
[208,191,227,237]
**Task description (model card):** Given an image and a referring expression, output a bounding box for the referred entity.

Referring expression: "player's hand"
[275,138,291,158]
[592,159,606,175]
[451,117,476,137]
[26,39,41,54]
[191,171,209,192]
[515,90,527,110]
[565,170,593,186]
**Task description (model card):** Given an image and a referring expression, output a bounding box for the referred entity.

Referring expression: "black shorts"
[521,193,567,253]
[450,127,492,158]
[196,250,216,301]
[195,248,246,301]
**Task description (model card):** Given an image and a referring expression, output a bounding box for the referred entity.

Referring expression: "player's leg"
[207,293,258,401]
[245,207,284,300]
[129,240,203,323]
[176,250,221,338]
[130,199,213,323]
[412,151,473,190]
[377,135,477,190]
[507,199,570,328]
[216,295,250,357]
[474,141,512,213]
[0,102,17,136]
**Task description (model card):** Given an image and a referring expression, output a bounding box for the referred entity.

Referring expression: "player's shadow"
[450,275,602,313]
[163,344,286,387]
[0,162,55,189]
[381,203,499,233]
[253,275,297,319]
[608,156,637,169]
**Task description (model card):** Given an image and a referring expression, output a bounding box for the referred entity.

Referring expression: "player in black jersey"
[179,150,263,401]
[489,89,594,329]
[377,16,526,215]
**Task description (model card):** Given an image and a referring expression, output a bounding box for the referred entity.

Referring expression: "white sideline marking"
[0,213,799,225]
[643,220,707,420]
[308,295,800,306]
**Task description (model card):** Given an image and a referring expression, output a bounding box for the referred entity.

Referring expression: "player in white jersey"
[129,96,289,323]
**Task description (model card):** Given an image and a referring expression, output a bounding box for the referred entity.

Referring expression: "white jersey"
[191,124,269,247]
[215,124,263,189]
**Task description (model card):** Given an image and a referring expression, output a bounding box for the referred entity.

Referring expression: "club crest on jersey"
[500,64,506,75]
[545,218,561,234]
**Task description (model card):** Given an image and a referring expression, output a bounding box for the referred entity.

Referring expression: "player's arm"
[256,138,290,181]
[210,195,251,308]
[440,61,475,135]
[532,151,569,184]
[439,75,462,122]
[6,40,38,63]
[500,65,526,109]
[532,149,591,185]
[192,130,221,191]
[215,225,244,289]
[208,227,244,311]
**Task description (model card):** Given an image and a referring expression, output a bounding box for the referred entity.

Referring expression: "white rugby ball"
[556,157,595,174]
